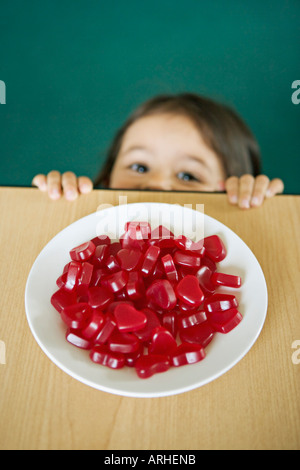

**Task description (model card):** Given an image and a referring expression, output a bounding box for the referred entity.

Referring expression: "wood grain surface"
[0,187,299,450]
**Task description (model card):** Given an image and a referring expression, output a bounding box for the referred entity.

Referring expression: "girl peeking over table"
[32,93,284,209]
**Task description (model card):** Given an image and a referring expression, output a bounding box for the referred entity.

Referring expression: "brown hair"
[94,93,261,188]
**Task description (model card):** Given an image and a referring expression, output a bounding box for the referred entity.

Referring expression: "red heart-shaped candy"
[114,303,147,332]
[146,279,177,310]
[116,248,143,271]
[148,326,177,355]
[175,275,204,307]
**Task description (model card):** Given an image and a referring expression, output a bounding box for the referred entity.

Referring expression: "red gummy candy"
[161,254,178,283]
[178,310,207,329]
[106,300,134,314]
[134,308,161,343]
[90,268,107,287]
[90,345,125,369]
[173,251,201,269]
[101,270,129,293]
[106,255,121,273]
[148,326,177,355]
[56,272,67,289]
[175,275,204,307]
[141,245,160,277]
[70,240,96,262]
[124,221,151,240]
[51,288,77,314]
[126,271,145,300]
[146,279,177,311]
[203,235,226,262]
[116,248,143,271]
[204,293,238,313]
[114,303,147,332]
[179,321,215,348]
[108,331,140,354]
[161,311,178,339]
[210,272,242,288]
[94,314,116,344]
[108,242,122,256]
[135,354,170,379]
[124,343,144,367]
[151,225,174,240]
[88,286,113,309]
[80,308,105,340]
[66,329,92,350]
[61,302,91,330]
[201,255,217,273]
[151,259,165,281]
[93,244,109,267]
[78,262,94,287]
[174,235,205,255]
[171,343,206,367]
[208,307,243,333]
[195,266,216,296]
[90,235,111,247]
[65,261,82,291]
[177,300,199,313]
[120,230,146,251]
[149,225,175,249]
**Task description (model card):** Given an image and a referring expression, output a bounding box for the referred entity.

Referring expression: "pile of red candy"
[51,222,242,379]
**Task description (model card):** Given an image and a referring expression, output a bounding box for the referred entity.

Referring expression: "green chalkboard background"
[0,0,299,193]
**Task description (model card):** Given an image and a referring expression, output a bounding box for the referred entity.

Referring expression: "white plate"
[25,202,268,397]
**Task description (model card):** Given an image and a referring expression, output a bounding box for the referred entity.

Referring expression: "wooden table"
[0,187,299,450]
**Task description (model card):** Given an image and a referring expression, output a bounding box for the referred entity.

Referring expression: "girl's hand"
[225,174,284,209]
[32,171,93,201]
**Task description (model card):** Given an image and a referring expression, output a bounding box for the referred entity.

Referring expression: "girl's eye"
[177,171,199,182]
[130,163,149,174]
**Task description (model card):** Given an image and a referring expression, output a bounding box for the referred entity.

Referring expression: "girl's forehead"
[126,112,198,131]
[121,112,207,149]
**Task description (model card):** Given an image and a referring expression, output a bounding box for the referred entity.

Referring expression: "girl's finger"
[250,175,270,207]
[62,171,79,201]
[78,176,93,194]
[47,170,62,200]
[238,174,255,209]
[32,174,47,191]
[225,176,239,204]
[266,178,284,198]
